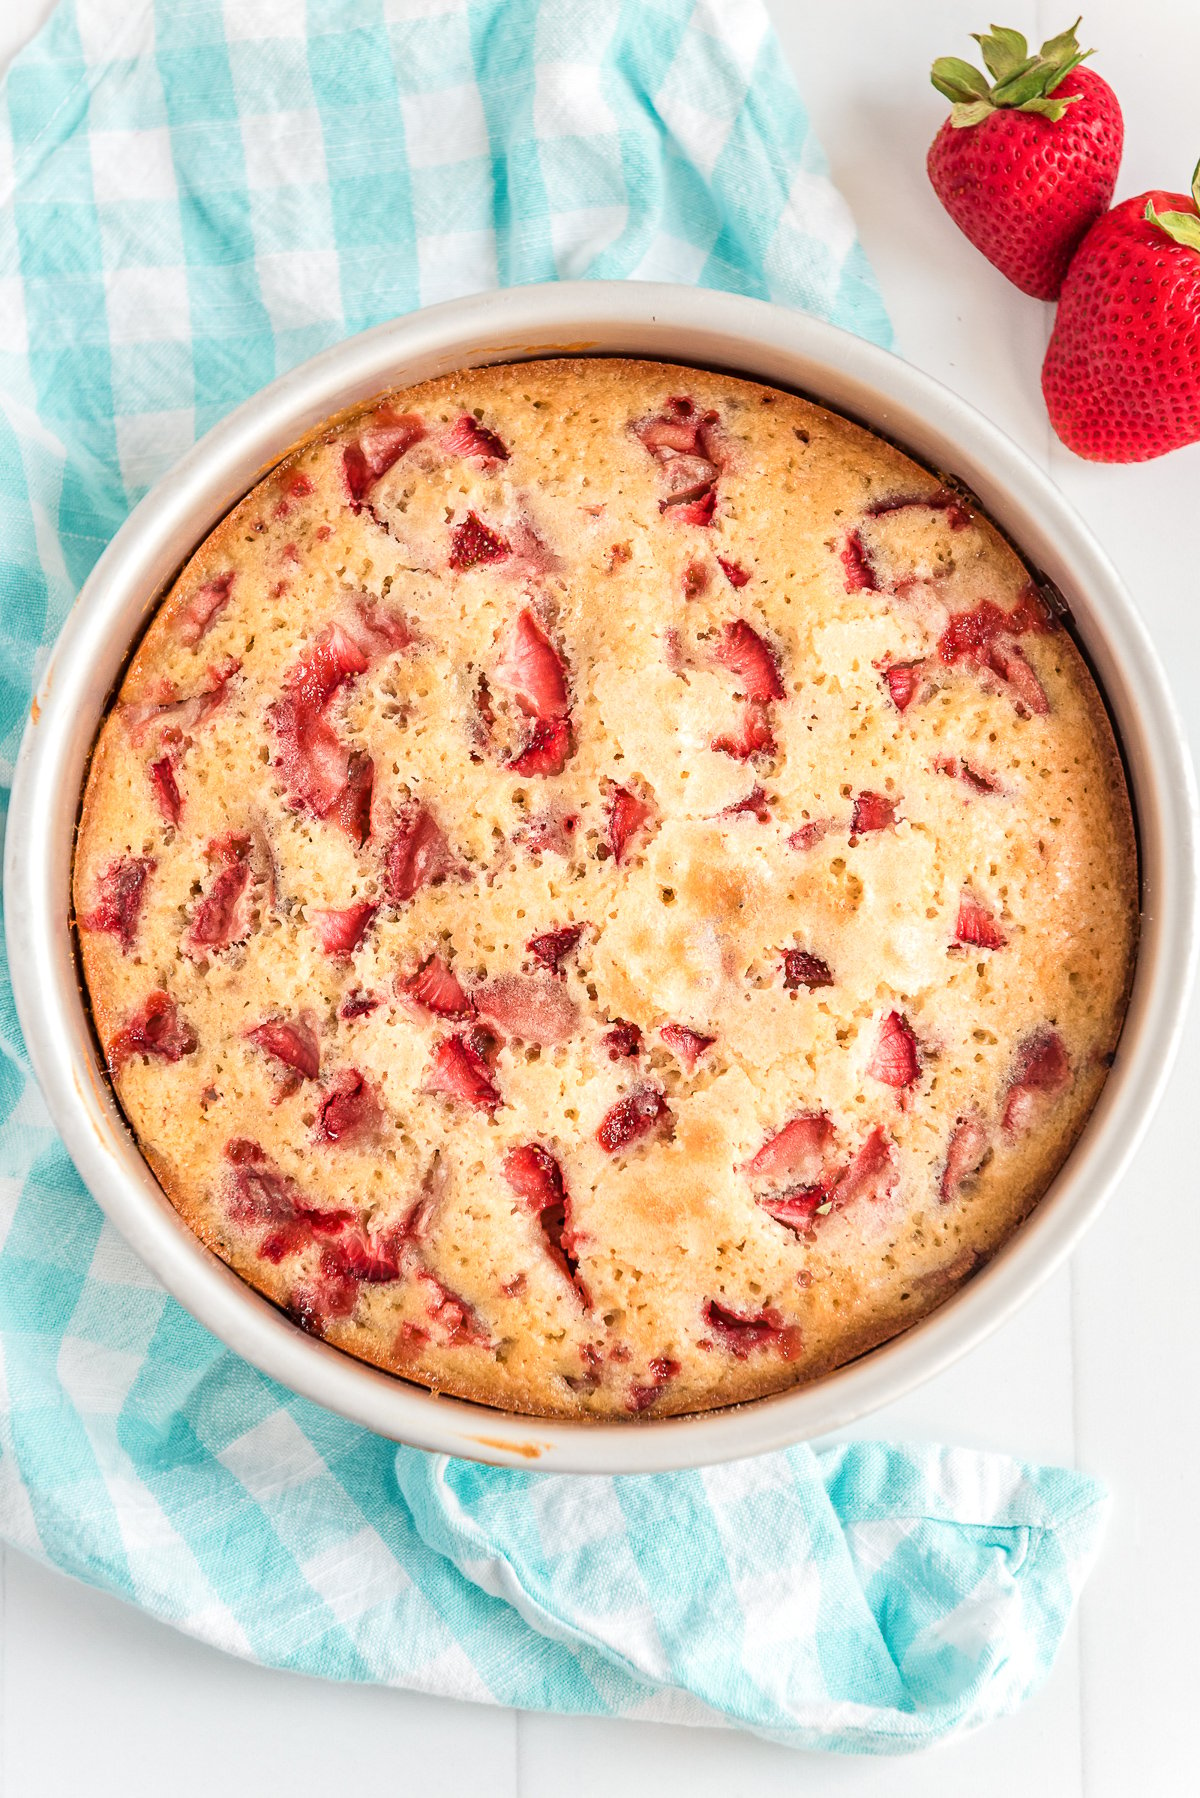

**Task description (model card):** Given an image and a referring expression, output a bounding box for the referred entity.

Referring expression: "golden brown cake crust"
[73,358,1138,1420]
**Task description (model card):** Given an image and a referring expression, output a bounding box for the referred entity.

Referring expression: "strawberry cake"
[73,358,1137,1419]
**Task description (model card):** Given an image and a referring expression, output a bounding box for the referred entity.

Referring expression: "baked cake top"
[73,358,1137,1420]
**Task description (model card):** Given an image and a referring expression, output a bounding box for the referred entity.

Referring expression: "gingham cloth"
[0,0,1107,1755]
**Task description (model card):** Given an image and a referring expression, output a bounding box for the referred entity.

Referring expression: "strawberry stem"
[931,17,1094,129]
[1145,166,1200,255]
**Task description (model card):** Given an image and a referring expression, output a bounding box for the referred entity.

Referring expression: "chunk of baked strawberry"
[339,988,381,1021]
[343,410,424,507]
[720,783,771,821]
[507,717,571,776]
[933,754,1002,795]
[596,1085,673,1153]
[321,1227,405,1286]
[513,807,578,857]
[758,1184,831,1236]
[841,529,878,592]
[404,954,473,1018]
[82,854,155,952]
[682,559,710,600]
[411,1269,493,1348]
[183,835,259,960]
[868,1011,920,1089]
[332,751,375,847]
[606,784,654,864]
[178,571,235,646]
[474,973,579,1045]
[385,800,456,903]
[940,1114,989,1203]
[346,598,414,659]
[954,891,1006,950]
[109,990,197,1072]
[1002,1029,1071,1137]
[634,398,710,458]
[526,923,584,973]
[851,790,897,834]
[627,1356,681,1413]
[269,626,369,819]
[602,1019,642,1061]
[311,901,378,956]
[828,1125,897,1209]
[713,619,784,701]
[316,1069,382,1145]
[787,819,829,851]
[867,487,971,530]
[717,556,750,588]
[444,414,509,463]
[427,1034,502,1111]
[659,1024,716,1071]
[502,1143,565,1210]
[878,660,924,711]
[246,1016,321,1080]
[666,485,718,525]
[449,510,510,571]
[701,1299,802,1360]
[743,1113,834,1186]
[493,609,569,720]
[987,641,1049,716]
[273,471,315,519]
[120,658,239,746]
[147,755,182,826]
[782,949,833,990]
[712,699,775,762]
[938,600,1050,715]
[225,1140,356,1258]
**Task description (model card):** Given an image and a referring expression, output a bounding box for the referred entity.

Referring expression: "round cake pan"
[6,283,1196,1473]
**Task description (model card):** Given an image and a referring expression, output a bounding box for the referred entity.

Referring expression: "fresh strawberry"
[507,717,571,776]
[701,1300,802,1361]
[311,901,377,956]
[343,410,424,507]
[868,1010,920,1089]
[627,1356,681,1413]
[712,699,775,763]
[246,1016,321,1080]
[449,510,510,571]
[851,790,897,834]
[526,923,584,973]
[404,955,473,1018]
[596,1086,673,1154]
[717,556,751,588]
[841,530,878,593]
[1043,165,1200,460]
[1003,1028,1071,1135]
[713,619,784,701]
[601,1020,642,1061]
[444,414,509,463]
[493,609,569,720]
[82,855,155,952]
[427,1034,502,1112]
[954,890,1007,949]
[940,1114,990,1202]
[177,571,234,646]
[659,1024,716,1070]
[743,1113,834,1185]
[928,21,1123,300]
[473,973,579,1045]
[720,784,771,822]
[148,755,183,826]
[385,800,456,902]
[605,784,653,864]
[782,949,833,990]
[109,990,197,1072]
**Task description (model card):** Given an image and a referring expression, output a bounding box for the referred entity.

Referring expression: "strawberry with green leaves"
[927,19,1123,300]
[1042,162,1200,461]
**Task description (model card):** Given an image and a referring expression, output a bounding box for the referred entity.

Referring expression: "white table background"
[1,2,1197,1792]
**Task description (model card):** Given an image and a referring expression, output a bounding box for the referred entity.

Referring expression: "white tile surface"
[2,0,1197,1791]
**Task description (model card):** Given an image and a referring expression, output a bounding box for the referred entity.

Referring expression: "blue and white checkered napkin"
[0,0,1105,1754]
